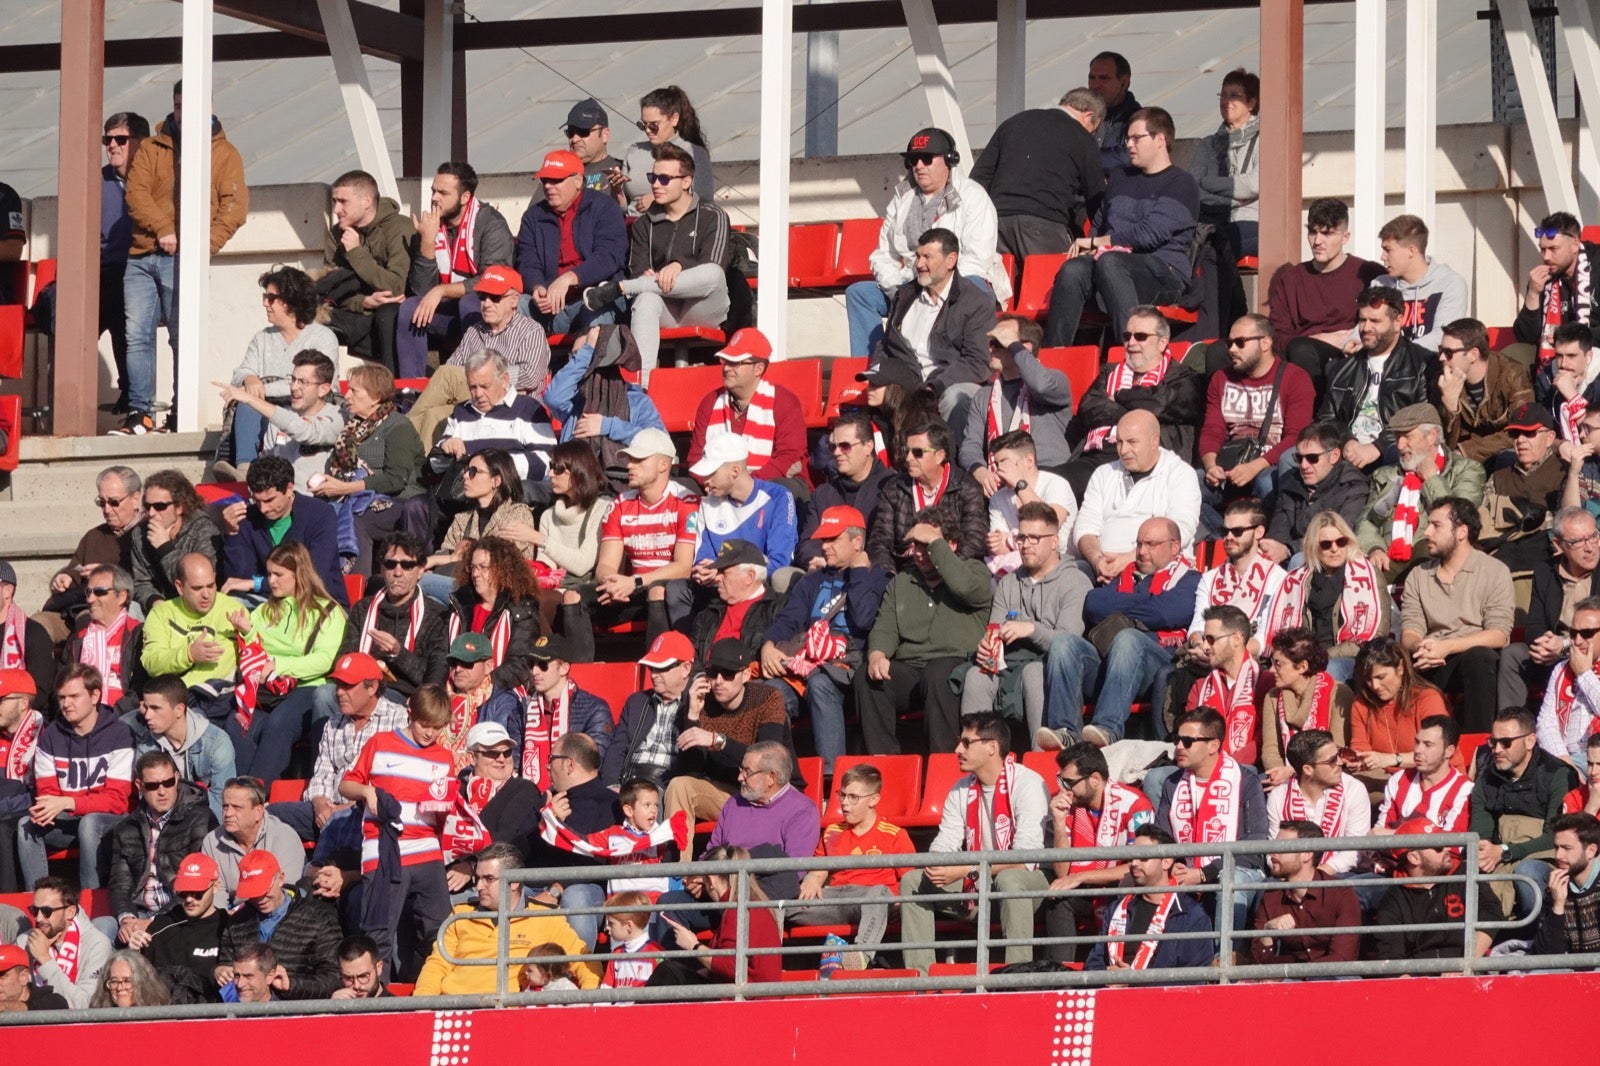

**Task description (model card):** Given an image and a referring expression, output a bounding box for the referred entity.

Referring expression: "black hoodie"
[145,900,232,994]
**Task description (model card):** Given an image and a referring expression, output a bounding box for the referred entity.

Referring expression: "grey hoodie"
[128,706,238,820]
[988,556,1094,652]
[1361,259,1470,353]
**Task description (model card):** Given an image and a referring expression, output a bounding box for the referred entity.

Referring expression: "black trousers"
[855,656,967,756]
[327,303,402,375]
[1420,646,1501,733]
[996,214,1076,261]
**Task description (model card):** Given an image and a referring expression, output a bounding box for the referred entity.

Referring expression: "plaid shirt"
[138,808,174,916]
[306,697,409,801]
[631,697,681,780]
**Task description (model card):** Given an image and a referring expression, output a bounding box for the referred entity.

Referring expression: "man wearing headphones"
[844,128,1010,357]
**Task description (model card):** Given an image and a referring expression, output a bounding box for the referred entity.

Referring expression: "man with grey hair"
[1355,402,1487,579]
[1503,505,1600,709]
[971,87,1107,260]
[41,466,143,641]
[64,564,144,712]
[0,561,52,709]
[702,738,822,901]
[689,540,781,666]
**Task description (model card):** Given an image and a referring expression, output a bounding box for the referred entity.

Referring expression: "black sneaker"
[583,280,622,312]
[109,412,157,435]
[162,410,177,432]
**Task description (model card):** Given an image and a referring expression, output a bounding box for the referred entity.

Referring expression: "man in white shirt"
[1265,728,1371,876]
[1074,408,1202,583]
[984,430,1077,575]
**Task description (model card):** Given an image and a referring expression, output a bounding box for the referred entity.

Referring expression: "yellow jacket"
[414,903,600,995]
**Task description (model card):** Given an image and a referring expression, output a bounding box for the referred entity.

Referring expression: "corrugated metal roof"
[0,0,1557,199]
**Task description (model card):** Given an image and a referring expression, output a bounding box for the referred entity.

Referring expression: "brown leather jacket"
[1438,349,1533,463]
[125,116,249,256]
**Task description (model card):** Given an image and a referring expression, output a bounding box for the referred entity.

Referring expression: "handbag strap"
[1252,357,1289,449]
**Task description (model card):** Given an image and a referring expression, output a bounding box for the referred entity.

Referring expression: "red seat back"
[0,305,22,379]
[1013,254,1070,320]
[648,364,723,433]
[797,756,825,809]
[787,223,839,287]
[1020,750,1060,794]
[0,394,20,472]
[269,779,308,803]
[903,753,964,826]
[834,218,882,286]
[1036,346,1100,411]
[763,359,826,428]
[823,357,869,419]
[822,754,923,822]
[568,662,642,726]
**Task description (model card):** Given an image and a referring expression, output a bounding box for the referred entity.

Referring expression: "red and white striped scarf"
[1560,389,1591,444]
[433,195,481,284]
[233,633,292,734]
[441,774,502,861]
[358,593,426,656]
[1,708,41,782]
[445,676,496,773]
[1169,753,1244,866]
[78,612,132,706]
[1539,250,1594,365]
[1269,558,1384,645]
[1066,781,1152,874]
[50,913,86,985]
[539,807,689,859]
[985,376,1031,471]
[1282,777,1349,840]
[963,755,1017,890]
[1383,767,1472,831]
[1274,671,1336,748]
[1550,661,1600,737]
[523,679,575,787]
[707,380,778,470]
[0,602,26,669]
[1117,556,1194,648]
[1085,355,1171,450]
[1388,450,1445,562]
[1209,555,1276,629]
[912,464,951,510]
[448,607,512,669]
[1106,886,1178,969]
[1192,658,1261,763]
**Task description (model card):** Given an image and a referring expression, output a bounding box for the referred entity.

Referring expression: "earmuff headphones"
[903,129,959,169]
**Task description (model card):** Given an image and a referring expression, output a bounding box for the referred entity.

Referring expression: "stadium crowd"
[6,53,1600,1013]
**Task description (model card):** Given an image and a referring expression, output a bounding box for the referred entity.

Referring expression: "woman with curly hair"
[1259,626,1354,788]
[90,949,172,1008]
[446,535,540,694]
[130,469,223,611]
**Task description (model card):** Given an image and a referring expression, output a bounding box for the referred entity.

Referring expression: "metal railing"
[3,831,1591,1024]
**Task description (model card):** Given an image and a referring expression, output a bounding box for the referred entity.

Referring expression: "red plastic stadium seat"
[658,325,726,348]
[269,779,308,803]
[0,394,20,472]
[823,357,869,419]
[764,359,826,428]
[79,888,110,918]
[1021,750,1060,794]
[787,223,840,288]
[1235,256,1259,274]
[387,982,415,996]
[1013,254,1070,321]
[344,574,367,605]
[647,364,723,433]
[0,305,22,379]
[568,662,642,726]
[900,753,963,828]
[1484,326,1516,352]
[1157,304,1199,325]
[196,481,248,503]
[1584,225,1600,245]
[798,756,825,810]
[822,754,922,822]
[999,253,1018,311]
[1457,732,1489,769]
[1036,346,1100,411]
[780,969,820,983]
[834,218,881,287]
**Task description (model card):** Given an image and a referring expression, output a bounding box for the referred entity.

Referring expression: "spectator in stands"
[41,466,142,640]
[1248,820,1361,964]
[1347,638,1449,794]
[227,941,281,1003]
[540,327,667,487]
[18,665,134,890]
[131,470,222,611]
[422,450,537,604]
[1362,214,1468,354]
[1260,423,1370,565]
[687,541,782,670]
[847,357,943,473]
[423,349,555,504]
[792,762,914,967]
[216,267,342,473]
[649,844,783,987]
[859,504,991,756]
[962,502,1090,742]
[1041,742,1154,961]
[1398,497,1514,733]
[1320,288,1436,471]
[512,634,613,788]
[217,849,342,998]
[322,170,413,373]
[90,952,168,1010]
[601,633,695,788]
[1533,811,1600,956]
[421,841,598,992]
[1368,817,1500,960]
[563,99,624,195]
[1075,409,1203,579]
[1474,706,1582,920]
[797,416,893,568]
[1044,107,1198,350]
[220,456,349,609]
[1535,323,1600,453]
[1048,516,1199,751]
[899,713,1052,974]
[1087,51,1141,168]
[398,161,514,379]
[1563,407,1600,515]
[1264,730,1370,876]
[1063,308,1205,497]
[1508,506,1600,710]
[847,130,1008,357]
[1264,197,1386,398]
[1436,317,1533,464]
[1266,512,1387,684]
[65,564,143,711]
[15,876,112,1009]
[986,422,1074,574]
[0,946,58,1012]
[584,143,730,377]
[687,438,799,584]
[331,934,390,999]
[1176,605,1265,771]
[1355,404,1487,577]
[760,508,888,775]
[515,148,627,336]
[1478,402,1565,570]
[617,86,715,212]
[339,683,455,974]
[107,750,216,947]
[703,741,821,902]
[971,87,1106,260]
[533,731,627,948]
[203,777,305,904]
[1259,628,1354,788]
[217,349,343,492]
[226,542,346,783]
[0,179,21,306]
[1371,714,1472,835]
[98,112,149,413]
[1510,211,1600,370]
[119,79,248,435]
[503,443,612,624]
[129,678,234,820]
[1198,316,1314,531]
[1189,68,1261,259]
[0,670,42,892]
[443,536,539,697]
[0,560,53,706]
[867,420,988,573]
[686,328,809,487]
[340,533,447,703]
[405,265,553,451]
[139,553,244,689]
[1537,596,1600,764]
[441,721,543,891]
[1083,824,1214,973]
[1185,497,1284,657]
[962,316,1075,489]
[142,851,230,992]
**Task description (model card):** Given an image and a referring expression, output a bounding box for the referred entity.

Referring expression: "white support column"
[756,0,793,352]
[316,0,398,201]
[1403,0,1436,229]
[1500,0,1578,216]
[901,0,971,165]
[1351,0,1386,259]
[995,0,1026,125]
[419,0,453,209]
[1562,0,1600,220]
[176,0,213,434]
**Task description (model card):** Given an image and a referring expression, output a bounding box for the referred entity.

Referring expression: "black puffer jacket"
[108,783,218,920]
[1069,358,1206,464]
[1318,337,1436,448]
[1265,459,1371,552]
[219,886,343,999]
[865,466,990,572]
[445,587,540,694]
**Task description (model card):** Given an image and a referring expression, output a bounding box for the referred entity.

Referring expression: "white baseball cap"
[690,434,749,478]
[465,722,513,750]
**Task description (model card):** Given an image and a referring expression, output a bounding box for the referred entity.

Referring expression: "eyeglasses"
[1562,532,1600,548]
[261,293,285,305]
[903,153,939,167]
[1199,633,1233,645]
[1015,533,1055,545]
[1174,734,1217,748]
[145,500,174,512]
[1125,132,1154,144]
[829,440,859,452]
[737,765,772,778]
[549,463,570,475]
[1294,450,1329,464]
[95,496,130,509]
[86,586,116,598]
[141,776,179,792]
[646,173,684,186]
[956,736,996,748]
[1489,732,1533,749]
[1221,525,1256,538]
[548,754,575,765]
[1318,536,1351,550]
[469,562,492,574]
[175,890,208,901]
[476,747,516,760]
[906,447,940,459]
[1122,331,1157,343]
[564,125,599,139]
[1535,226,1570,240]
[26,905,65,918]
[837,791,878,804]
[1227,335,1266,348]
[1310,754,1343,768]
[1217,91,1250,102]
[102,134,131,147]
[382,558,422,571]
[106,977,134,989]
[707,668,743,681]
[1573,625,1600,640]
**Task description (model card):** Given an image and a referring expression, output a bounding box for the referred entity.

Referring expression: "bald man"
[141,553,248,688]
[1073,410,1201,584]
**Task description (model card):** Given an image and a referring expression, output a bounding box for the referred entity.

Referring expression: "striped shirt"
[306,697,409,802]
[447,312,552,395]
[433,394,557,482]
[601,483,701,575]
[344,728,458,872]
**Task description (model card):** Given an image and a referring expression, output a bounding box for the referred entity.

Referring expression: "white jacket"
[1072,448,1202,554]
[869,169,1012,305]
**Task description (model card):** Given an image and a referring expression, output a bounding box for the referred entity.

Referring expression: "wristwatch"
[1014,479,1030,492]
[634,575,644,591]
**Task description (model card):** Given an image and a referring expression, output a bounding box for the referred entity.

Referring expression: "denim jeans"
[518,293,617,337]
[396,291,483,379]
[804,672,850,775]
[228,683,334,786]
[1091,628,1175,743]
[232,403,266,463]
[1043,632,1101,737]
[18,812,121,889]
[560,880,606,951]
[1043,252,1185,348]
[1199,463,1279,538]
[124,252,179,415]
[1510,858,1551,921]
[845,282,892,356]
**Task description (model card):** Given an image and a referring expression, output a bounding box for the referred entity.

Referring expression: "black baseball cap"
[709,539,767,572]
[530,633,574,664]
[705,638,750,674]
[856,358,924,392]
[565,99,608,131]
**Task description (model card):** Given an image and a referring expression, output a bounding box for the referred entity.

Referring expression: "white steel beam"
[1351,0,1386,259]
[1403,0,1436,229]
[176,0,213,434]
[995,0,1026,125]
[900,0,971,166]
[419,0,452,208]
[1500,0,1578,216]
[756,0,793,352]
[1562,0,1600,220]
[316,0,398,201]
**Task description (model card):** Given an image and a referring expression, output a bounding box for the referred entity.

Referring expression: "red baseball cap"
[329,651,383,685]
[0,944,28,974]
[717,328,773,364]
[535,150,583,182]
[640,631,695,670]
[0,668,36,700]
[474,264,524,298]
[1389,817,1446,860]
[172,852,220,893]
[812,505,867,540]
[235,849,282,900]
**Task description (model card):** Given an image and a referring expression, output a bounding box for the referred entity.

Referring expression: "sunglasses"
[1318,536,1351,550]
[564,125,599,139]
[1436,345,1468,358]
[1221,525,1256,538]
[480,290,518,303]
[1294,450,1329,464]
[1571,625,1600,640]
[1122,331,1157,342]
[549,463,570,475]
[175,890,209,901]
[95,496,129,508]
[1535,226,1570,240]
[261,293,286,305]
[102,134,131,146]
[1174,735,1217,748]
[146,500,175,512]
[476,747,516,759]
[1227,335,1266,348]
[1489,732,1533,749]
[26,905,66,918]
[639,120,663,135]
[462,467,490,479]
[829,440,859,452]
[707,668,743,681]
[87,586,116,598]
[903,153,939,168]
[141,776,179,792]
[1361,295,1399,311]
[382,558,422,571]
[906,447,940,459]
[1506,428,1547,439]
[646,173,683,186]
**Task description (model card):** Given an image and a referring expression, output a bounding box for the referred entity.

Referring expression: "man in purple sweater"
[703,740,821,900]
[1044,107,1199,347]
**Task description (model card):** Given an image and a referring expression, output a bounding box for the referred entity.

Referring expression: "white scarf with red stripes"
[1085,355,1171,450]
[51,913,87,985]
[358,593,426,656]
[1192,659,1260,762]
[1539,250,1594,366]
[0,602,25,669]
[1106,886,1178,969]
[1282,777,1349,839]
[441,774,502,861]
[912,464,951,510]
[1268,557,1384,646]
[1549,661,1600,738]
[433,195,481,284]
[1388,449,1445,562]
[1066,781,1151,874]
[79,611,132,706]
[1,708,41,782]
[1169,753,1244,866]
[539,808,690,859]
[1274,671,1336,748]
[447,607,512,669]
[707,380,778,469]
[523,679,575,788]
[233,633,292,733]
[985,375,1031,469]
[1208,555,1277,629]
[963,756,1017,890]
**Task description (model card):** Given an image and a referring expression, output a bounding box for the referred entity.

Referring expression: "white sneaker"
[1082,725,1112,748]
[1034,727,1071,752]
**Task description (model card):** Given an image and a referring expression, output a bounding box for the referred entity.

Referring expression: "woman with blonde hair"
[1265,510,1388,683]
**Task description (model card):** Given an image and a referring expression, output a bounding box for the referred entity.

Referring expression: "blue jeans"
[396,291,483,379]
[1092,628,1174,743]
[560,880,606,951]
[518,293,616,337]
[228,683,336,786]
[124,252,179,415]
[804,672,850,775]
[1325,656,1357,684]
[1510,858,1550,921]
[18,813,121,890]
[1200,463,1279,538]
[845,276,996,357]
[1043,632,1100,736]
[231,403,266,463]
[1043,252,1185,348]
